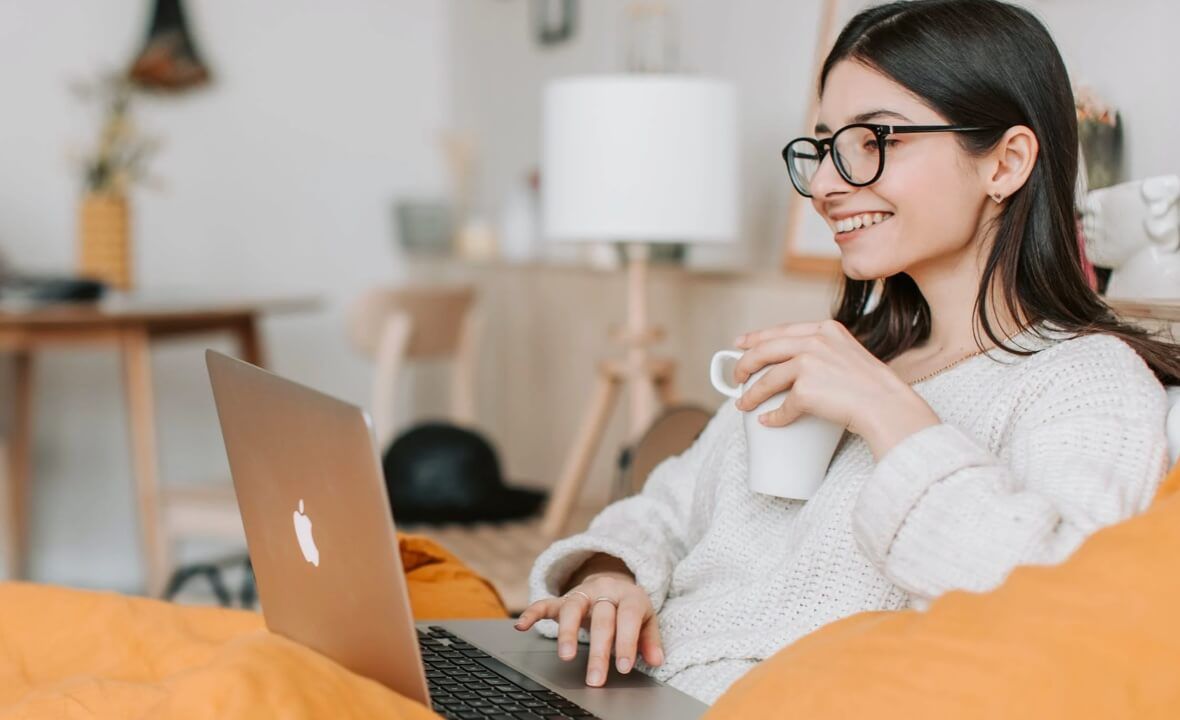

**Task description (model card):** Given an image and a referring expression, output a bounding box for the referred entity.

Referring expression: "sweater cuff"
[852,423,995,566]
[527,533,672,639]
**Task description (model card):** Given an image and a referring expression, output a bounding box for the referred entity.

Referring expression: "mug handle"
[709,349,743,399]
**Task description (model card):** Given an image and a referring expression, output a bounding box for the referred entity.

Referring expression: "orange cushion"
[707,459,1180,719]
[0,533,505,719]
[399,533,509,620]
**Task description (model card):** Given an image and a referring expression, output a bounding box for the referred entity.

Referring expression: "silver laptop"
[206,350,707,720]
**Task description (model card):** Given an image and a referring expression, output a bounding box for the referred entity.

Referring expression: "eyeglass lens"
[787,126,883,196]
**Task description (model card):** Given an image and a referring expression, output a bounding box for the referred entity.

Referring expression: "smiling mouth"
[834,212,894,235]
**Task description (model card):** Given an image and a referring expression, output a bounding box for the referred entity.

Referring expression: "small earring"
[992,192,1003,203]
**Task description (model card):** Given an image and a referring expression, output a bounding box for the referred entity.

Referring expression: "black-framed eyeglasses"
[782,123,1000,198]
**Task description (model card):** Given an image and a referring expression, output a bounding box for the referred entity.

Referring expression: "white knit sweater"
[528,328,1170,704]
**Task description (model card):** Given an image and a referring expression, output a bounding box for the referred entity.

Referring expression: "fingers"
[556,594,590,661]
[758,391,806,428]
[734,320,835,350]
[514,597,561,631]
[736,360,799,412]
[586,599,617,687]
[733,336,814,385]
[637,617,665,667]
[612,595,647,674]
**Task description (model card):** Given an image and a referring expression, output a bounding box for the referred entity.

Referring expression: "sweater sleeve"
[527,401,738,630]
[852,335,1170,601]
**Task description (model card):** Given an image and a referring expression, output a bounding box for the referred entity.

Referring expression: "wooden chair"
[612,404,713,503]
[347,285,480,451]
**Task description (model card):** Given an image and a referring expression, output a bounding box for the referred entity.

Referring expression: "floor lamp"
[538,75,739,538]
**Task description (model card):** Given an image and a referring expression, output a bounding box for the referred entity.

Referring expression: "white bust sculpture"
[1081,175,1180,299]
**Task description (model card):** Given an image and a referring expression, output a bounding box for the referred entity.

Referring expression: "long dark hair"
[823,0,1180,384]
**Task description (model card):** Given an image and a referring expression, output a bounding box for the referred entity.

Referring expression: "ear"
[984,125,1038,202]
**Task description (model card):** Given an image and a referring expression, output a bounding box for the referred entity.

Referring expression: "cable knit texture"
[528,327,1170,705]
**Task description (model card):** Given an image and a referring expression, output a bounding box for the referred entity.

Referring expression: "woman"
[516,0,1180,704]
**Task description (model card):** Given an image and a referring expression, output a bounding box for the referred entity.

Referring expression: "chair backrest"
[349,286,477,360]
[613,404,713,502]
[347,285,479,450]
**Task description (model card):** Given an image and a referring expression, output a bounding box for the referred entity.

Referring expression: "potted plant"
[1075,84,1122,192]
[73,73,159,290]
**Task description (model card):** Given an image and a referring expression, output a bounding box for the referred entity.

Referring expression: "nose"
[808,147,853,200]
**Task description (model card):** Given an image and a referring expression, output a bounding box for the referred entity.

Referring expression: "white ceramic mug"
[710,349,845,500]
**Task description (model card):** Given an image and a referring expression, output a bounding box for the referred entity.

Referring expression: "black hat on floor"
[381,422,547,525]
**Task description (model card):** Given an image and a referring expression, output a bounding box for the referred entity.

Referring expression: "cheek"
[874,156,982,258]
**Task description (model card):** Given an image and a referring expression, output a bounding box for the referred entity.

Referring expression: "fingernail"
[587,669,604,686]
[734,335,745,346]
[514,621,525,630]
[759,414,769,425]
[617,657,632,673]
[559,643,574,659]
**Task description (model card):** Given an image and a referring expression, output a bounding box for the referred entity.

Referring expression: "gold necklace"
[906,348,988,386]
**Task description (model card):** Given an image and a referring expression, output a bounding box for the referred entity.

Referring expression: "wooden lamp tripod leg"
[540,364,624,539]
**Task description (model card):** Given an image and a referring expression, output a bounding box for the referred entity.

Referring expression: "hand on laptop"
[514,556,664,688]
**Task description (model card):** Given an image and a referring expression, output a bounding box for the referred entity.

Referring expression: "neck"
[906,241,1024,356]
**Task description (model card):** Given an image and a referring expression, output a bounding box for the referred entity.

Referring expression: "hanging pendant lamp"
[127,0,211,92]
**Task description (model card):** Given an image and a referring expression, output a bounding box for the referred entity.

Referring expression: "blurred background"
[0,0,1176,610]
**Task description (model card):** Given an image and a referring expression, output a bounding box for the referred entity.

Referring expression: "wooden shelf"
[1108,299,1180,322]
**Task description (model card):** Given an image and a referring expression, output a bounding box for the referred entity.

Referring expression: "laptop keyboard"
[418,626,601,720]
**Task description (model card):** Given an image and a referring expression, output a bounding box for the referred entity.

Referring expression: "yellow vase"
[77,192,132,290]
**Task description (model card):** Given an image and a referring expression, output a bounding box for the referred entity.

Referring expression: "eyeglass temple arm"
[884,124,996,135]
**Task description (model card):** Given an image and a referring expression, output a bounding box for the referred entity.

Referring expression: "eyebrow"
[814,109,914,135]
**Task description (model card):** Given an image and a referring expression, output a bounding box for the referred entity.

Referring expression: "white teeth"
[835,212,892,234]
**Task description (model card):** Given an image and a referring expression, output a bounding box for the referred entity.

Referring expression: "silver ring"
[563,589,592,605]
[593,596,619,608]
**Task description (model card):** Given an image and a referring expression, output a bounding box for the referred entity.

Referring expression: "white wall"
[449,0,1180,269]
[1031,0,1180,181]
[0,1,451,590]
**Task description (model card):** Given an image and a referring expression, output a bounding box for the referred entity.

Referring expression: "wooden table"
[0,294,316,595]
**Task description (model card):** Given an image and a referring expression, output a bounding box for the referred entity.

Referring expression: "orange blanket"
[0,534,507,720]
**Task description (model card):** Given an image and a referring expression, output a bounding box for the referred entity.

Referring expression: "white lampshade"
[542,75,739,244]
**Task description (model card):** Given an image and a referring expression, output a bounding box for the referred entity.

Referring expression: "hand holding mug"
[731,319,941,460]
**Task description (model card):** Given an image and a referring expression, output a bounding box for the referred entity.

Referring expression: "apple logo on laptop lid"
[293,499,320,567]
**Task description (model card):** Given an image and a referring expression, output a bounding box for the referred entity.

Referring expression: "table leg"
[5,352,33,579]
[121,329,168,597]
[235,315,266,367]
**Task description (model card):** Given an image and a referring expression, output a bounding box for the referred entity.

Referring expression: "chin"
[838,252,897,282]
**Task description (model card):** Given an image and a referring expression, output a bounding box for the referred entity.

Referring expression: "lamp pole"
[624,242,659,441]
